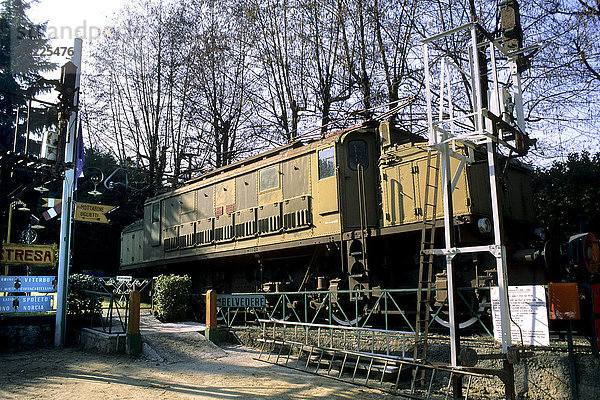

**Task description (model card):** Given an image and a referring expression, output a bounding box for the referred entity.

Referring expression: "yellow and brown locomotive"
[120,120,543,308]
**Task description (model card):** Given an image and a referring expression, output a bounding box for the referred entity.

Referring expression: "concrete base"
[126,333,142,356]
[0,315,54,351]
[204,328,227,344]
[80,328,125,353]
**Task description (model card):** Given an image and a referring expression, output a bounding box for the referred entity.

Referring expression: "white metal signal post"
[55,38,83,347]
[422,19,532,367]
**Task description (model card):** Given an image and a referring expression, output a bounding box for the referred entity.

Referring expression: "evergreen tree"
[0,0,55,151]
[533,152,600,244]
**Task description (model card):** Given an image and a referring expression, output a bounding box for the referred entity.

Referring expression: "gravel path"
[0,312,393,399]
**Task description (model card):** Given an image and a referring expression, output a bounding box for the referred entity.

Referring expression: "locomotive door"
[342,139,377,229]
[389,159,423,225]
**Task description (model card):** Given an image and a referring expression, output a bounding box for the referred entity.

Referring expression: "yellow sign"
[74,202,116,224]
[0,243,57,266]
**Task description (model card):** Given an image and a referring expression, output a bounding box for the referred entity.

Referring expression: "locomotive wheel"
[430,295,488,330]
[329,303,369,326]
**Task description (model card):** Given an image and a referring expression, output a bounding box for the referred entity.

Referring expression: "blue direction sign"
[0,276,56,293]
[0,295,54,313]
[217,294,266,308]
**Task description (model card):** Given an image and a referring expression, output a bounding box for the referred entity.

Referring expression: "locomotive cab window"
[151,202,160,223]
[259,165,279,192]
[348,140,368,170]
[318,147,335,179]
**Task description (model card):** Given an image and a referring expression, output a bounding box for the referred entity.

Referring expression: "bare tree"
[85,1,170,191]
[302,0,354,135]
[246,0,310,143]
[187,0,258,168]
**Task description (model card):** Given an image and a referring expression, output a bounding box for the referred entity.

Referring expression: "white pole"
[55,38,83,347]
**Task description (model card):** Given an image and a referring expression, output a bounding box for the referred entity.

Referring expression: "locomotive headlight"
[477,218,492,234]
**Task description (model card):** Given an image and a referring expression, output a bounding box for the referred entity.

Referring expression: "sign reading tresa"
[0,244,57,266]
[217,294,266,308]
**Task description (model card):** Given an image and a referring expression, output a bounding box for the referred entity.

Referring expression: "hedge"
[153,274,192,322]
[67,273,103,316]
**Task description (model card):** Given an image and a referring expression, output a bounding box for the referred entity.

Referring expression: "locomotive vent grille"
[196,229,214,245]
[259,215,281,234]
[178,232,195,248]
[164,236,179,252]
[282,196,312,231]
[283,209,310,230]
[215,225,234,241]
[236,220,257,238]
[258,202,283,235]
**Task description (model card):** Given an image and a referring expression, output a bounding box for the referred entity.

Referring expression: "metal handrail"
[84,289,129,334]
[217,286,493,339]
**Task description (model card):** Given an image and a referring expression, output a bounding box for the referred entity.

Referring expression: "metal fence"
[84,289,129,334]
[82,277,151,334]
[218,286,493,339]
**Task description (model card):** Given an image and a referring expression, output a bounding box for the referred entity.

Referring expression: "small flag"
[42,203,62,221]
[74,121,85,190]
[42,198,62,208]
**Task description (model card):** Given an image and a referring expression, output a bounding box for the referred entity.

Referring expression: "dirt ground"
[0,345,393,399]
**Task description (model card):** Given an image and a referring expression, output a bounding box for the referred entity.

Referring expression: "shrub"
[153,274,192,322]
[67,274,103,316]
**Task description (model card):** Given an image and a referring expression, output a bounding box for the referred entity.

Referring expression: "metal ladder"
[253,320,497,399]
[414,149,441,367]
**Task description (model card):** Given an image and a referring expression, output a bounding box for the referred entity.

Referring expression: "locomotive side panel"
[235,172,257,210]
[120,221,144,267]
[467,162,534,224]
[197,185,214,219]
[215,179,235,215]
[282,156,310,198]
[380,144,472,227]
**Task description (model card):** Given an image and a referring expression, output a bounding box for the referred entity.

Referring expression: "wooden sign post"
[126,290,141,356]
[205,290,218,343]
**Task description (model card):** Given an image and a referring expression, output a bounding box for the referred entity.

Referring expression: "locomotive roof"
[145,122,375,204]
[144,120,425,204]
[184,121,372,185]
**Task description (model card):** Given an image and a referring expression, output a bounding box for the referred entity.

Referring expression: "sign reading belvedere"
[217,294,266,308]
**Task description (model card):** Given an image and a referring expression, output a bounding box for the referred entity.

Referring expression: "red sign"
[226,204,235,214]
[214,206,223,216]
[548,282,580,320]
[592,285,600,314]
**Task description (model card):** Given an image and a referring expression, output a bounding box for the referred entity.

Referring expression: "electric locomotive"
[120,120,547,324]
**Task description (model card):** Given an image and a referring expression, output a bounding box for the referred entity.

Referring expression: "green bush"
[153,274,192,322]
[67,274,102,316]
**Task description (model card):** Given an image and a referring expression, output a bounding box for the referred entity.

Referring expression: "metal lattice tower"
[421,20,535,367]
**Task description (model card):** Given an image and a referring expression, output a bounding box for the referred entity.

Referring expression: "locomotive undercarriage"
[157,217,546,331]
